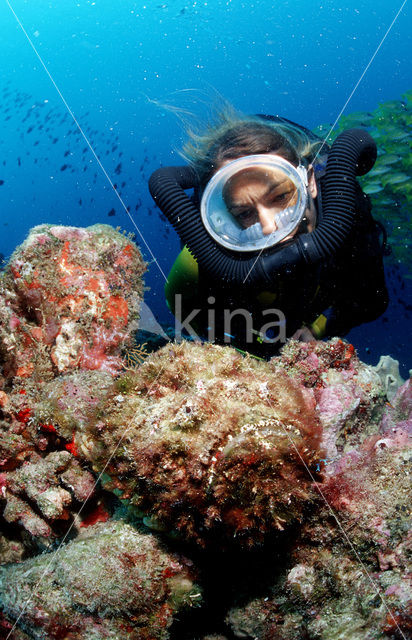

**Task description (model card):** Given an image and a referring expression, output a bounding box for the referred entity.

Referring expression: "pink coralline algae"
[0,520,201,640]
[270,339,386,462]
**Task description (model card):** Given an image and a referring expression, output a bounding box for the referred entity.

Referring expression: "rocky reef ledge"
[0,226,410,639]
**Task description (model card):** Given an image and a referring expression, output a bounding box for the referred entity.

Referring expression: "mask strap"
[296,165,308,187]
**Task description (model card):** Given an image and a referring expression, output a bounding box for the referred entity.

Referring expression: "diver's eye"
[238,210,254,220]
[232,209,256,223]
[270,191,292,205]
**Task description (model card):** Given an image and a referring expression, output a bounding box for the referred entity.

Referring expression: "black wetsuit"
[188,174,388,358]
[151,117,389,358]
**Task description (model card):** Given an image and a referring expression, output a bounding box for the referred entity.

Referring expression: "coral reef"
[0,534,26,565]
[270,338,386,463]
[0,224,146,544]
[0,223,145,380]
[0,224,410,639]
[0,370,114,544]
[34,370,114,445]
[79,340,325,548]
[0,520,201,640]
[2,450,96,539]
[226,380,412,640]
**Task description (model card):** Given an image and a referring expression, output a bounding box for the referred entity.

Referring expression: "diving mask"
[200,154,308,252]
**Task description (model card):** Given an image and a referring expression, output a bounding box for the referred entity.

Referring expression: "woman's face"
[221,160,318,239]
[222,167,298,234]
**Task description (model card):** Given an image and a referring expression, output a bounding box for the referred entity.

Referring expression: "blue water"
[0,0,411,374]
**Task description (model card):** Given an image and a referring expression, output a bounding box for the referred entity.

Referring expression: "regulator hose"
[149,128,376,286]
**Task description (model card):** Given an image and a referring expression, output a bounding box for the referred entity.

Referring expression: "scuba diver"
[149,112,388,358]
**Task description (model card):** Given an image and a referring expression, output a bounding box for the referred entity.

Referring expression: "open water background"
[0,0,411,374]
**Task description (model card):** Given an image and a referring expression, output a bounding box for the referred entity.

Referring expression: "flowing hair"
[181,105,323,188]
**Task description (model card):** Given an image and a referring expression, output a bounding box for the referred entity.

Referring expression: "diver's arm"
[149,165,198,196]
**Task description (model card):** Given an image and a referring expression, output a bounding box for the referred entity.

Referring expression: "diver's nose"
[257,206,277,235]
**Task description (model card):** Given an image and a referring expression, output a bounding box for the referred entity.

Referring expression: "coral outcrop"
[270,338,386,463]
[0,520,201,640]
[78,340,324,548]
[0,224,410,639]
[226,380,412,640]
[0,224,146,544]
[0,223,145,381]
[0,224,208,639]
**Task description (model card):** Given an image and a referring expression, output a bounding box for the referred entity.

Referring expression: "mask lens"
[223,167,298,230]
[201,155,307,253]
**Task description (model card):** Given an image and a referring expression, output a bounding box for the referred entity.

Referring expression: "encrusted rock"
[373,355,406,402]
[226,393,412,640]
[0,225,146,544]
[0,224,146,380]
[0,520,201,640]
[271,339,386,462]
[82,341,324,548]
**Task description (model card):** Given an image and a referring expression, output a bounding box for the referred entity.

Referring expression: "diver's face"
[223,167,298,235]
[221,163,318,238]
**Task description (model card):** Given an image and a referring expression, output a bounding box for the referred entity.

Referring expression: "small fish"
[383,173,409,185]
[368,166,390,177]
[378,198,397,206]
[377,154,400,165]
[363,183,384,194]
[107,208,115,217]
